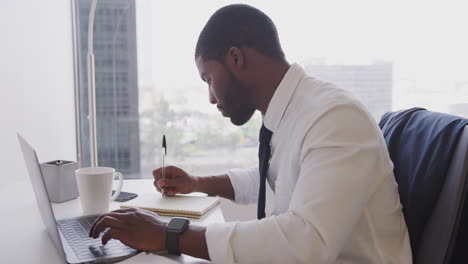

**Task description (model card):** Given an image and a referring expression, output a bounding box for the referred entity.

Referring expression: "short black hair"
[195,4,285,63]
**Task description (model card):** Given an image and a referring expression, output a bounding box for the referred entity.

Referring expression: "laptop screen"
[17,133,67,261]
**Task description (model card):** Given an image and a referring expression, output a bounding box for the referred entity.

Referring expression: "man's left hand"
[89,207,167,252]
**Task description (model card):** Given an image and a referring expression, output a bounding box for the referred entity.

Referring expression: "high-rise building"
[305,62,393,119]
[74,0,140,177]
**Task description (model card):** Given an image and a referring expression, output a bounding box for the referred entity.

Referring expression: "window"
[74,0,468,178]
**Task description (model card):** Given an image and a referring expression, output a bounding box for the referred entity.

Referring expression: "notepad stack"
[120,193,220,219]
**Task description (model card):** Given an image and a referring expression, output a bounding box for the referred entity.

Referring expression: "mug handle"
[110,172,124,202]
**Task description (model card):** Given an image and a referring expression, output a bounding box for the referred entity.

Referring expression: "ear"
[225,46,244,71]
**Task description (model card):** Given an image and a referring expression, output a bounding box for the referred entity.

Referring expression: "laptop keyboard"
[57,215,134,260]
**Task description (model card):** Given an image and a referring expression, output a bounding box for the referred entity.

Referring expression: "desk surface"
[0,179,224,264]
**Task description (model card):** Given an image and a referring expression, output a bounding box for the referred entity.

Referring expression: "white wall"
[0,0,77,188]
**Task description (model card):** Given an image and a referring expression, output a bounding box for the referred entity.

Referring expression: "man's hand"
[89,208,166,252]
[152,166,197,196]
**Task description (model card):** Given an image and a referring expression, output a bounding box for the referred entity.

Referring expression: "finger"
[153,179,161,192]
[90,211,135,237]
[89,211,129,235]
[157,187,177,196]
[152,168,162,180]
[164,188,178,196]
[89,213,110,236]
[101,228,124,245]
[158,178,181,188]
[91,215,126,238]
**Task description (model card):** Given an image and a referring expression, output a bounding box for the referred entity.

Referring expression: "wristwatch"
[165,217,190,255]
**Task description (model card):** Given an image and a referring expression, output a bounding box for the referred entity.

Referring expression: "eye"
[207,79,212,85]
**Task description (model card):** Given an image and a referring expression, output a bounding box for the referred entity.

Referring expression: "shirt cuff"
[226,167,259,205]
[206,222,238,264]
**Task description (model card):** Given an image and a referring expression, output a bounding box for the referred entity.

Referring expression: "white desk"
[0,179,224,264]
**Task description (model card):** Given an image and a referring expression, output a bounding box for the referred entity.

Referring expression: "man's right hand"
[152,166,198,196]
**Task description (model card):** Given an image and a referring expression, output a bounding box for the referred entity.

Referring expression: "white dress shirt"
[205,63,412,263]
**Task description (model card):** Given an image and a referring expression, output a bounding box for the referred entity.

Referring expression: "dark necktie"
[258,124,273,219]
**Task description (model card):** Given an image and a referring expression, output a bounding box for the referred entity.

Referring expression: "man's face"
[195,56,255,126]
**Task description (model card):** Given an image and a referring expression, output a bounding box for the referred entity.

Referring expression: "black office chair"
[379,108,468,264]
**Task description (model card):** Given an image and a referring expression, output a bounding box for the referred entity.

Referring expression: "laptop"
[17,133,139,263]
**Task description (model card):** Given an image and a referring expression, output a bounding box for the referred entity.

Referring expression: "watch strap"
[166,231,181,255]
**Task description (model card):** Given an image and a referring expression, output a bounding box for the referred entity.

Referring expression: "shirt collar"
[263,63,305,133]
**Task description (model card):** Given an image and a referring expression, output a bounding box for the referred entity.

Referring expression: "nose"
[209,90,216,104]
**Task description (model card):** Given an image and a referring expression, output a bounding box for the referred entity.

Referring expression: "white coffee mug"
[75,167,124,215]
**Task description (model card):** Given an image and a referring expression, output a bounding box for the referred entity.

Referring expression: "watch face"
[168,218,189,230]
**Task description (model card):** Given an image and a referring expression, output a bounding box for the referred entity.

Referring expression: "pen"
[162,135,166,196]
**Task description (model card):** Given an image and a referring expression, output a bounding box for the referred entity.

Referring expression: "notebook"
[120,192,220,219]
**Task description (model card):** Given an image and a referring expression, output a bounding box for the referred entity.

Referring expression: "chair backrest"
[416,125,468,264]
[379,108,468,263]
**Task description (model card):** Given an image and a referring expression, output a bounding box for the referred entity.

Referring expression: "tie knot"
[259,124,273,144]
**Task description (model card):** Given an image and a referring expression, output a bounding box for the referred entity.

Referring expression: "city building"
[75,0,140,177]
[305,61,393,119]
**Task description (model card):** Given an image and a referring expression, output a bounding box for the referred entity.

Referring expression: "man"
[90,4,412,263]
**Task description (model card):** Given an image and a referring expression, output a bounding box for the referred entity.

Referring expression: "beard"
[223,70,256,126]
